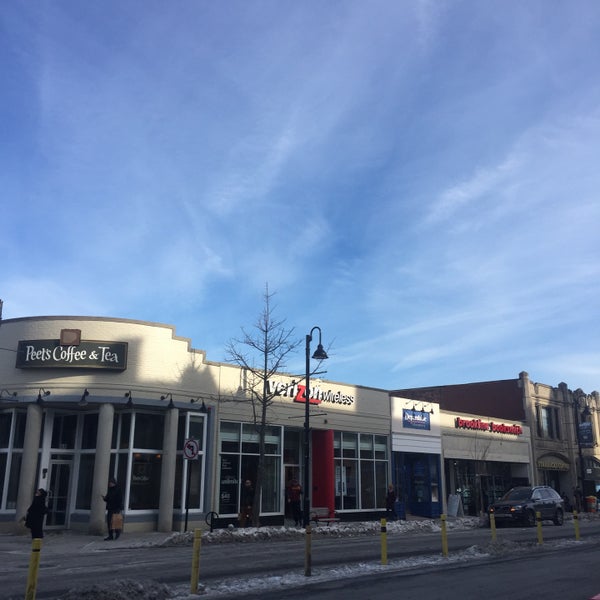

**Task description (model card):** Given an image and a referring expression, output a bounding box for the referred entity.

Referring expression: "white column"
[89,402,114,535]
[15,403,43,530]
[158,407,179,532]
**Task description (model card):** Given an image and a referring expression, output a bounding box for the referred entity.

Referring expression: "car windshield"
[502,488,531,501]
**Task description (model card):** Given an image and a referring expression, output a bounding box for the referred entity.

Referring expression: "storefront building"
[441,411,532,516]
[394,372,600,512]
[0,316,392,534]
[390,396,442,518]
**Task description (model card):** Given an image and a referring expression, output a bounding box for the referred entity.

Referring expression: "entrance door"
[46,459,73,528]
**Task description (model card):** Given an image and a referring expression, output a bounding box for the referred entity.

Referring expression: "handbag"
[111,513,124,530]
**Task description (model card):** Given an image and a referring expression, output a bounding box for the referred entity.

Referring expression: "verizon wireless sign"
[16,339,128,371]
[268,379,355,407]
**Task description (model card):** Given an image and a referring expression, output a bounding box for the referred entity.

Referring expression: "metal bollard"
[190,529,202,594]
[489,512,496,542]
[441,514,448,557]
[380,518,388,565]
[536,511,543,545]
[304,524,312,577]
[25,538,43,600]
[573,509,580,541]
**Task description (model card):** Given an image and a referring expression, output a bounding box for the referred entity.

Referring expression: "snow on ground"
[60,516,594,599]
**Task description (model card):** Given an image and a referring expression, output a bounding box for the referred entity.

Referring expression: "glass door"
[46,458,73,528]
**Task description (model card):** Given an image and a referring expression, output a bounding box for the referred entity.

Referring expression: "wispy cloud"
[2,2,600,392]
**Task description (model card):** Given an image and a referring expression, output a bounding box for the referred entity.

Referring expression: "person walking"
[239,479,254,527]
[385,483,397,520]
[102,477,123,540]
[24,488,48,539]
[287,479,303,526]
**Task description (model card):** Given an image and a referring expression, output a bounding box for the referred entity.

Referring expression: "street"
[235,543,600,600]
[2,518,600,599]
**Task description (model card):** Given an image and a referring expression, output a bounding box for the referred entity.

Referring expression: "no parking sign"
[183,438,199,460]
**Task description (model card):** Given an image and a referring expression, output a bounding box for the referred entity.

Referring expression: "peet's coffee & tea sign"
[16,339,128,371]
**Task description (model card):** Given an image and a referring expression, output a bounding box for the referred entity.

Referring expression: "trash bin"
[394,500,406,521]
[586,495,597,513]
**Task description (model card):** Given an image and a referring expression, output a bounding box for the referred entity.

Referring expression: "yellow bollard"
[536,511,543,545]
[380,518,388,565]
[190,528,202,594]
[25,538,42,600]
[441,514,448,557]
[304,524,312,577]
[489,512,496,542]
[573,509,580,541]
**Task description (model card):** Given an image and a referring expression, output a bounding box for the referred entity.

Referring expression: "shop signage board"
[16,339,128,370]
[403,408,431,430]
[578,422,594,448]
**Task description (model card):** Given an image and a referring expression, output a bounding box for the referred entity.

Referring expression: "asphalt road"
[236,543,600,600]
[3,519,600,599]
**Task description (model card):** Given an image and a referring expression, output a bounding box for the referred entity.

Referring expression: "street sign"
[183,438,200,460]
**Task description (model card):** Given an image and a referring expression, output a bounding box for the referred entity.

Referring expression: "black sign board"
[16,339,128,371]
[578,422,594,448]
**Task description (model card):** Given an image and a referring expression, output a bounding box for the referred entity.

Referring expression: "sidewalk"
[0,529,176,563]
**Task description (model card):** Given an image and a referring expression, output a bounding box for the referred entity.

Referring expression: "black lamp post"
[303,326,328,577]
[573,388,592,510]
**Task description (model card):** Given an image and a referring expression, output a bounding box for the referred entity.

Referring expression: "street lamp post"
[303,326,328,576]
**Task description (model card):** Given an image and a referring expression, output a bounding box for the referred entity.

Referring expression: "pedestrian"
[102,477,123,540]
[287,479,303,526]
[574,486,583,512]
[23,488,48,539]
[385,483,397,520]
[239,479,254,527]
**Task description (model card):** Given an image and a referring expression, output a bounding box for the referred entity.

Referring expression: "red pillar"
[311,430,334,514]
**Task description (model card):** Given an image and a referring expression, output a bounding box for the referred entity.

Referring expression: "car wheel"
[525,510,536,527]
[553,508,564,526]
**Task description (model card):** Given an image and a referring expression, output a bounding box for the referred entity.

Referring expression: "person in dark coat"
[239,479,254,527]
[24,489,48,539]
[286,479,303,527]
[102,477,123,540]
[385,484,397,520]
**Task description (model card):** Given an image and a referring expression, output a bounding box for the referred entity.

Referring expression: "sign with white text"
[16,339,128,371]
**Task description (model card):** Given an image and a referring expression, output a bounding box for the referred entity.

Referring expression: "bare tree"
[225,285,302,526]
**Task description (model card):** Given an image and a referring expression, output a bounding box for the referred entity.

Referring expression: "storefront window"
[81,414,98,449]
[75,454,95,509]
[13,413,26,448]
[133,413,164,449]
[335,432,389,511]
[218,454,240,514]
[6,452,22,509]
[0,412,11,447]
[218,421,282,515]
[129,453,162,509]
[51,414,77,449]
[174,414,206,510]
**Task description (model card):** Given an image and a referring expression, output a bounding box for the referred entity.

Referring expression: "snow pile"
[59,579,171,600]
[155,516,482,547]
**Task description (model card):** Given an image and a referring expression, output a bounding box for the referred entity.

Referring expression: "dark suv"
[488,486,564,527]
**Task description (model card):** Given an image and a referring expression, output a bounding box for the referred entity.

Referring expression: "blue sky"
[2,1,600,393]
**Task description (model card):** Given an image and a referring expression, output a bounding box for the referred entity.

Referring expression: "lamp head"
[79,388,90,406]
[37,388,51,403]
[312,344,328,361]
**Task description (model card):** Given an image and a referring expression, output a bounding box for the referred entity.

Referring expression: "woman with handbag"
[102,477,123,540]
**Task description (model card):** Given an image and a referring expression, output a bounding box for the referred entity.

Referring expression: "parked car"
[488,486,564,527]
